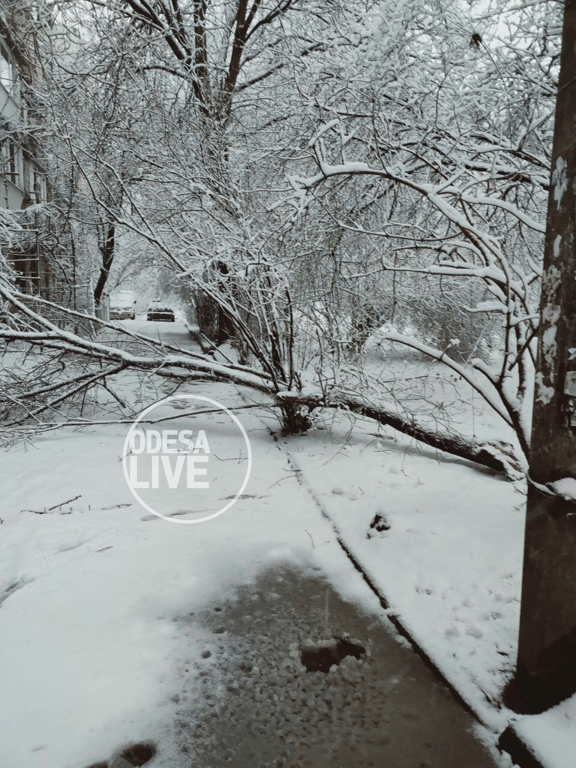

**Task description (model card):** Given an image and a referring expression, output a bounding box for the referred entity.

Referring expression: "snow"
[282,416,523,731]
[0,394,352,767]
[372,328,514,424]
[2,324,576,768]
[457,193,545,233]
[548,477,576,501]
[319,159,372,176]
[513,697,576,768]
[472,301,509,314]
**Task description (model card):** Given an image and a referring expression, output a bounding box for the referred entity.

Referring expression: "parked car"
[147,305,175,322]
[110,291,137,320]
[110,306,136,320]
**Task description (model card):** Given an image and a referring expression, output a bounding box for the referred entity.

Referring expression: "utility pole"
[515,0,576,713]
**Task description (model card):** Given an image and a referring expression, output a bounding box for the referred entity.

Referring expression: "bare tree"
[279,0,559,461]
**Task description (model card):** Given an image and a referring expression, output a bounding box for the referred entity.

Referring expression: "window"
[0,44,15,92]
[1,138,22,185]
[33,169,45,202]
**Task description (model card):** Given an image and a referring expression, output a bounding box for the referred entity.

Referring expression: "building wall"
[0,32,52,300]
[0,36,25,206]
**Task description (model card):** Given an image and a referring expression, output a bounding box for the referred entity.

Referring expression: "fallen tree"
[0,281,524,480]
[275,391,524,479]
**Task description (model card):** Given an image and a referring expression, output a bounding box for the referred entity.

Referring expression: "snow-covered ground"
[0,377,352,768]
[0,321,572,768]
[281,418,524,730]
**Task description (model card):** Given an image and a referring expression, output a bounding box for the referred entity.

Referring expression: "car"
[147,305,175,322]
[110,307,136,320]
[110,291,137,320]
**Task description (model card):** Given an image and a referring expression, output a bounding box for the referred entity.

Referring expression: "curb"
[183,322,213,354]
[282,447,545,768]
[498,726,547,768]
[241,391,545,768]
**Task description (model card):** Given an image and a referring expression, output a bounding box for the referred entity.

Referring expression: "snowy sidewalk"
[0,370,502,768]
[175,562,498,768]
[273,408,576,768]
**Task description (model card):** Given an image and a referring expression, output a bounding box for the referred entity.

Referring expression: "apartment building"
[0,25,51,298]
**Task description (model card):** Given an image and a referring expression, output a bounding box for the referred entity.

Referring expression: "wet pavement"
[172,564,499,768]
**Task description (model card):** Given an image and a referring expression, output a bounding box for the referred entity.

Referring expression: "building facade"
[0,25,51,299]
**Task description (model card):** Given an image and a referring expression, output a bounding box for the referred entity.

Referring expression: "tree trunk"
[275,392,523,479]
[93,220,115,309]
[512,0,576,714]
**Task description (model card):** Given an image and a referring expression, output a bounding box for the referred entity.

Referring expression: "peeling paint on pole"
[552,156,568,208]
